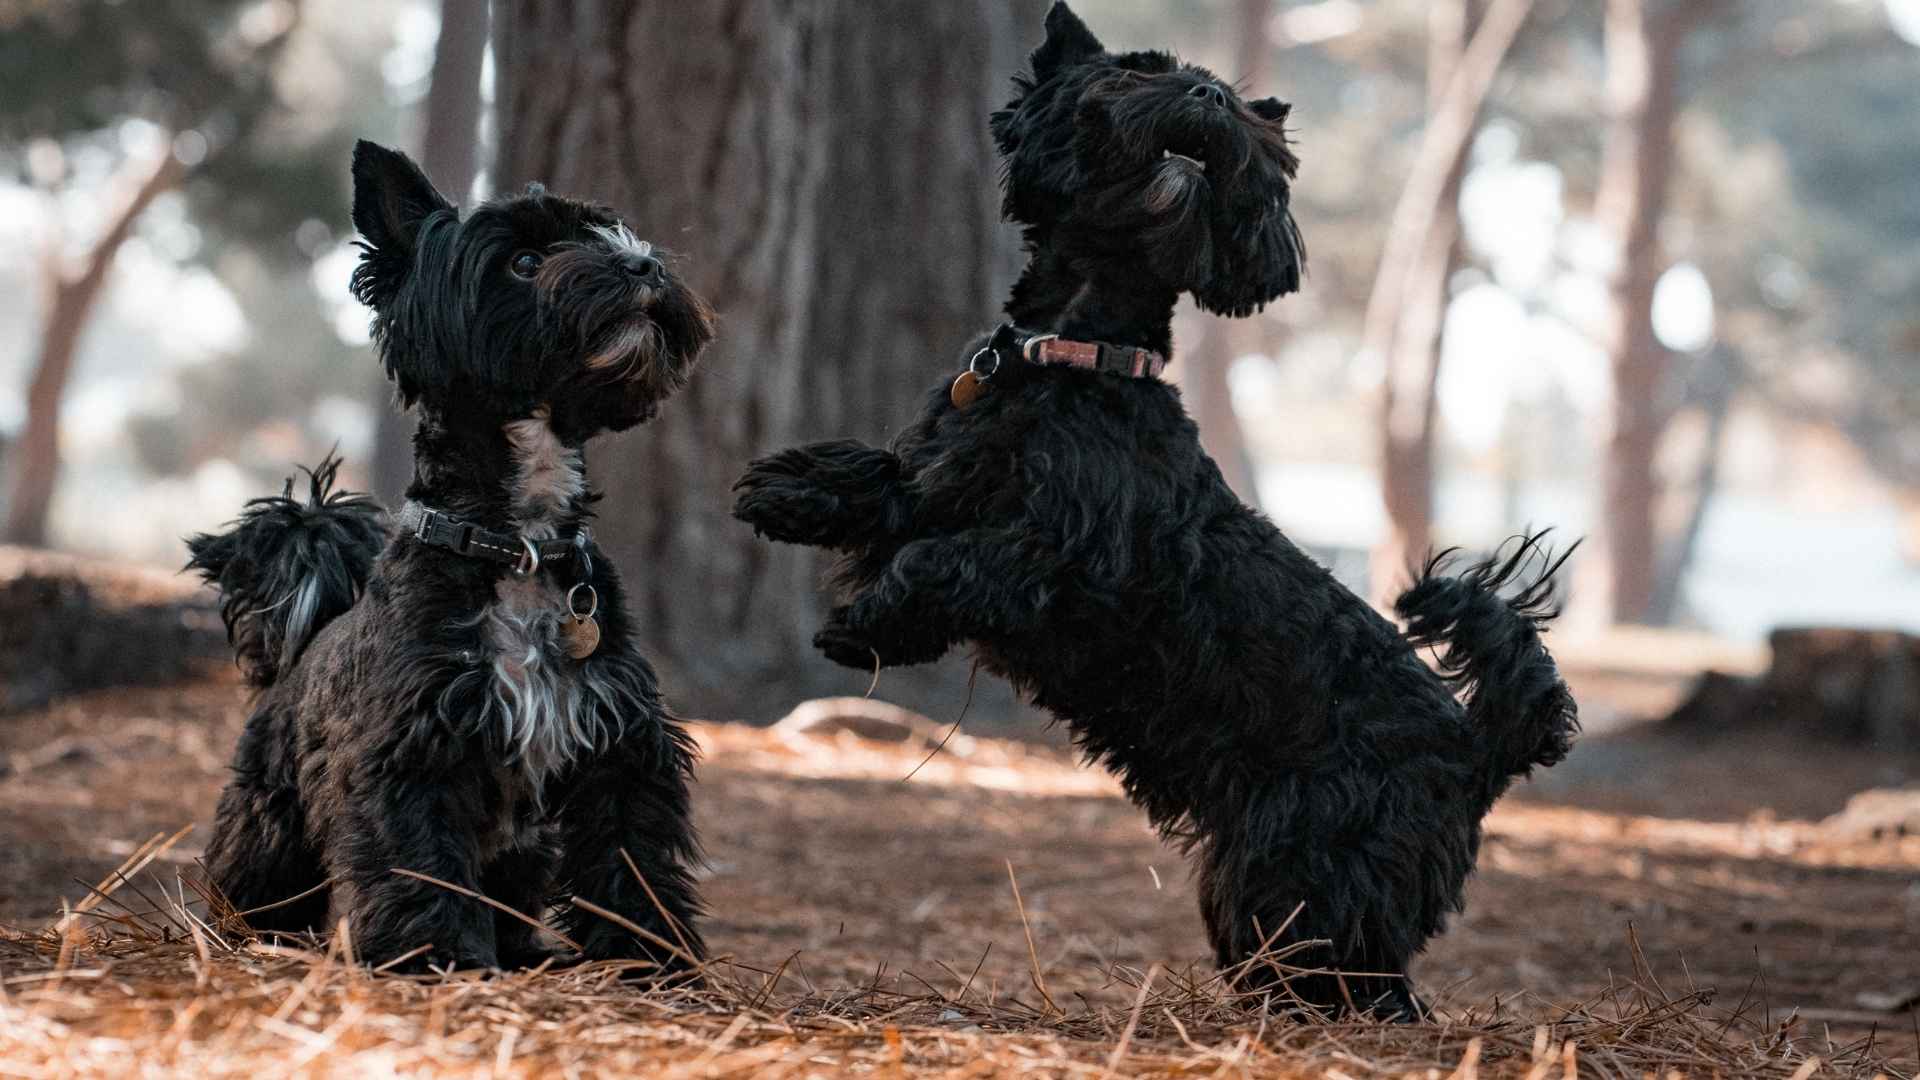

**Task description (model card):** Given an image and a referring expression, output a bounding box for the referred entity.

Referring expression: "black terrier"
[186,141,714,975]
[733,3,1578,1018]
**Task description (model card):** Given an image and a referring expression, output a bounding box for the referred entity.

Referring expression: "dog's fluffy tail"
[1394,531,1581,782]
[185,454,388,688]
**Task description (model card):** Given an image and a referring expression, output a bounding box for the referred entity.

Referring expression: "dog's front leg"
[481,835,561,970]
[329,766,499,972]
[732,439,915,549]
[551,718,705,982]
[814,527,1060,669]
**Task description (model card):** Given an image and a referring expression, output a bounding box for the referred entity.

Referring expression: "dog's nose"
[621,252,664,285]
[1188,83,1230,109]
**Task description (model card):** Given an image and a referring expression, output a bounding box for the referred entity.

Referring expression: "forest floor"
[2,668,1918,1077]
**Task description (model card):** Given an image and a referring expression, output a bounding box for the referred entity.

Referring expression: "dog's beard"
[583,317,671,390]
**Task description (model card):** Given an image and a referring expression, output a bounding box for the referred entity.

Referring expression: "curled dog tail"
[185,455,388,688]
[1395,531,1581,783]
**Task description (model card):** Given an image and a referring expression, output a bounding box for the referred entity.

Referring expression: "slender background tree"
[1363,0,1534,598]
[1589,0,1723,624]
[0,0,302,545]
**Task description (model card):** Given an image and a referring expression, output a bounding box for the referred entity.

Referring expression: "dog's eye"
[510,250,544,279]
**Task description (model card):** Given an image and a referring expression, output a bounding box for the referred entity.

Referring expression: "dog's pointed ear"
[1249,97,1292,124]
[1031,1,1104,79]
[349,140,452,305]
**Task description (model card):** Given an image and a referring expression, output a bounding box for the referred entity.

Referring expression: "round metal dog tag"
[563,615,601,660]
[563,582,601,660]
[950,370,985,408]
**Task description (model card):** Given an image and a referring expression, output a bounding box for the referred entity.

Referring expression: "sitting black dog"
[733,3,1578,1018]
[186,141,713,975]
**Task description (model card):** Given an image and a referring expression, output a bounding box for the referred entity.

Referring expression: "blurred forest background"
[1,0,1916,721]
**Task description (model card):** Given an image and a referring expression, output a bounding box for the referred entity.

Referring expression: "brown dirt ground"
[2,668,1917,1077]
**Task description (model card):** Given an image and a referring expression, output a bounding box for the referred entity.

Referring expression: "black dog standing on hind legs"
[187,141,713,976]
[734,2,1580,1019]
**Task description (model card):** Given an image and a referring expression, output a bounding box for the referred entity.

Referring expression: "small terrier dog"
[734,3,1578,1018]
[187,141,714,975]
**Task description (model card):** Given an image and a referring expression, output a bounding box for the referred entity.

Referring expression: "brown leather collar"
[1020,333,1168,379]
[952,323,1168,408]
[948,320,1167,405]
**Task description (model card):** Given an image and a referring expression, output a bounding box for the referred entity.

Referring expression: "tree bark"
[1173,0,1273,506]
[370,0,490,502]
[1592,0,1713,624]
[4,150,183,547]
[494,0,1039,713]
[1365,0,1525,600]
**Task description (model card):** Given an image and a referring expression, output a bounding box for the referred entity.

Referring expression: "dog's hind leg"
[732,440,914,549]
[203,705,327,936]
[1198,847,1424,1021]
[550,719,705,981]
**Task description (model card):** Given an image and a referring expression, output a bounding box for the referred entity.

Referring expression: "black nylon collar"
[397,501,589,577]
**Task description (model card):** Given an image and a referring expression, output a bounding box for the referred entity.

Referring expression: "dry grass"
[4,677,1918,1077]
[0,831,1907,1079]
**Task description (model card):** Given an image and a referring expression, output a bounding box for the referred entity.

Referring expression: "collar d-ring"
[513,535,542,577]
[968,346,1001,380]
[566,582,599,619]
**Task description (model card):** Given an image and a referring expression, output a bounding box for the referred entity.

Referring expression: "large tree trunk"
[1174,0,1273,506]
[495,1,1039,714]
[370,0,490,502]
[4,150,183,547]
[1362,0,1532,601]
[1592,0,1714,624]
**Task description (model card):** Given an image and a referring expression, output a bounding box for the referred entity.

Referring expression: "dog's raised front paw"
[813,607,885,670]
[732,458,846,546]
[732,441,905,548]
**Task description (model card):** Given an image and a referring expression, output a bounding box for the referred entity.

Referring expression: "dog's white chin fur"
[504,412,584,540]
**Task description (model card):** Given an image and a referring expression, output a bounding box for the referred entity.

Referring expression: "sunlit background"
[1,0,1916,647]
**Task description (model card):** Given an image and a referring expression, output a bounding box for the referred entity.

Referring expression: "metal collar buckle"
[416,508,470,553]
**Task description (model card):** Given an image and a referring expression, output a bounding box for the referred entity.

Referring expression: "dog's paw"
[495,937,559,972]
[733,442,907,548]
[815,602,955,670]
[732,459,844,546]
[814,607,884,670]
[562,926,705,988]
[374,943,500,976]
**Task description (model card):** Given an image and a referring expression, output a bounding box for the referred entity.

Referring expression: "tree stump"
[1665,626,1920,749]
[0,547,225,714]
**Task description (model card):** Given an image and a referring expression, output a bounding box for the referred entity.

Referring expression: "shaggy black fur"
[187,140,714,976]
[187,455,385,688]
[733,3,1578,1019]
